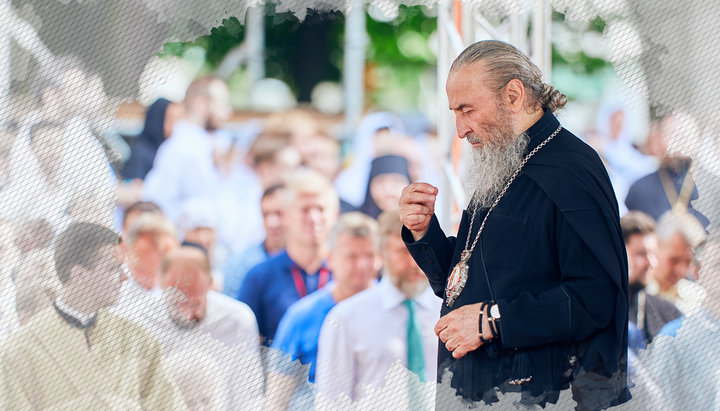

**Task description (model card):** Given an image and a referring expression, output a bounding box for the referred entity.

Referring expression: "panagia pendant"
[446,250,471,307]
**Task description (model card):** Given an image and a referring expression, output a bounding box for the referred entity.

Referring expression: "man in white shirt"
[315,210,441,408]
[114,212,179,310]
[117,245,265,410]
[143,77,232,222]
[632,238,720,409]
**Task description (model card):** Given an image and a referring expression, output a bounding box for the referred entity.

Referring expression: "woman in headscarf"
[122,98,183,180]
[358,154,411,219]
[334,112,406,208]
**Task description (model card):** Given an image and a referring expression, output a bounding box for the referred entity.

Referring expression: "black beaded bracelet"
[478,300,494,343]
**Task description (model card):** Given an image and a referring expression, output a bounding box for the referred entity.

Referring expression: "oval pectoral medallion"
[445,251,471,307]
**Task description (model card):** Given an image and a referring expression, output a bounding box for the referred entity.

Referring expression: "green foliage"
[366,5,436,65]
[365,5,437,109]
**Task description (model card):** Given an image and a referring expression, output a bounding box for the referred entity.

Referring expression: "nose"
[308,208,323,225]
[454,116,471,139]
[266,213,282,229]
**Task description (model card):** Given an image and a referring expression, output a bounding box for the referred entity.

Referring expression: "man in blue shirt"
[238,169,339,344]
[223,184,287,298]
[264,212,380,409]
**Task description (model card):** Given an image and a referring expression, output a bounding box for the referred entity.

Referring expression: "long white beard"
[465,132,529,210]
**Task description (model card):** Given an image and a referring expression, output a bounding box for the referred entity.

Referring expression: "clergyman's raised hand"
[399,183,438,241]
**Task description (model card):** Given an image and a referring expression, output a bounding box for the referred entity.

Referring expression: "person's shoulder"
[231,243,267,262]
[330,286,380,319]
[627,170,659,191]
[540,128,605,169]
[246,251,289,277]
[286,288,333,322]
[102,310,163,346]
[0,319,39,358]
[4,307,59,346]
[207,291,256,321]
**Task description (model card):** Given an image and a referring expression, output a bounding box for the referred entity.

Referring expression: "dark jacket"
[403,110,629,409]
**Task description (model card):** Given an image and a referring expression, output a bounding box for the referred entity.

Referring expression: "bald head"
[160,246,211,282]
[183,77,231,132]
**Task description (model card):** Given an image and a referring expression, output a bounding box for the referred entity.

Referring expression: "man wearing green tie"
[315,210,442,407]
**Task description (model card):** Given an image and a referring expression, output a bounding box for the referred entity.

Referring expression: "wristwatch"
[489,304,501,320]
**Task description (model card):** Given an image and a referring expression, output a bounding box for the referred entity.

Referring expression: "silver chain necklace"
[445,125,562,307]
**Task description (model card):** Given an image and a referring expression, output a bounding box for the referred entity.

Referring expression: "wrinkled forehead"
[446,63,496,107]
[447,61,492,89]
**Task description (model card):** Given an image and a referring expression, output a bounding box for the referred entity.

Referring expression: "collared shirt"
[142,120,221,222]
[315,276,441,402]
[54,296,96,327]
[271,285,337,383]
[238,251,330,344]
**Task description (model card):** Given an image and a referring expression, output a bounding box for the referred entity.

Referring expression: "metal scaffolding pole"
[532,0,552,82]
[343,0,367,141]
[246,3,266,85]
[437,0,455,232]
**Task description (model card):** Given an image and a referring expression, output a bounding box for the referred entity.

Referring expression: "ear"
[67,264,88,286]
[504,79,525,113]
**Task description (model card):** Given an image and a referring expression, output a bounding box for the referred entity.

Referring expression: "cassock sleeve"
[315,308,356,402]
[496,209,617,350]
[402,214,457,298]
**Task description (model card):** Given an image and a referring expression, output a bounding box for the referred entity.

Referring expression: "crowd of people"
[0,48,716,409]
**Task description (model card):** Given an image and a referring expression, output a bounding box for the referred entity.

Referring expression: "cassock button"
[420,246,427,251]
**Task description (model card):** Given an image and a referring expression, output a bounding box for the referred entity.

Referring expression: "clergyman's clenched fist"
[399,183,438,241]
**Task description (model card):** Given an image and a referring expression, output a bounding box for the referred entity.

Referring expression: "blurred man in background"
[621,211,681,349]
[0,222,186,409]
[116,212,179,308]
[316,210,440,408]
[143,77,231,222]
[646,211,706,314]
[625,114,709,228]
[223,184,287,299]
[147,246,264,410]
[120,200,163,237]
[632,237,720,409]
[265,212,380,410]
[238,170,338,344]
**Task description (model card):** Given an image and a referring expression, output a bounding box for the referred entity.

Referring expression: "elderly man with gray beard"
[399,40,629,410]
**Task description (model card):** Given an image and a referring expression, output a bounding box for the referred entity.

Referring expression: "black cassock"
[403,110,629,409]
